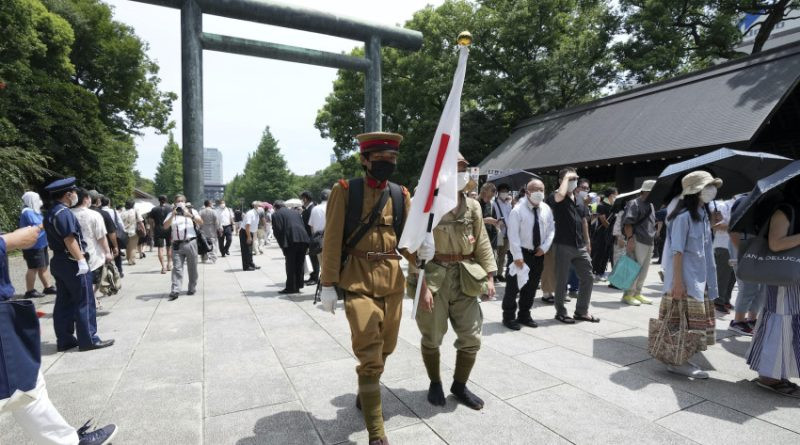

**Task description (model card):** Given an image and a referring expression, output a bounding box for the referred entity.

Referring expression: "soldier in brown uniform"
[319,132,413,445]
[410,153,497,410]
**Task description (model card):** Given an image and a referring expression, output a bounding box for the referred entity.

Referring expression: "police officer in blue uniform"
[43,178,114,352]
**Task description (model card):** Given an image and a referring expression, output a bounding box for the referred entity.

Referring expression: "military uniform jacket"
[410,195,497,295]
[321,179,411,297]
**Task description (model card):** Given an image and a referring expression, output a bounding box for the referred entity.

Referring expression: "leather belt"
[346,248,402,261]
[433,253,474,263]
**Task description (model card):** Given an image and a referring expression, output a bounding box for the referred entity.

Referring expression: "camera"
[176,206,184,215]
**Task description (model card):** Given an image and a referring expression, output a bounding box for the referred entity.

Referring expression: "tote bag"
[0,300,41,400]
[608,254,641,290]
[737,206,800,286]
[648,298,707,366]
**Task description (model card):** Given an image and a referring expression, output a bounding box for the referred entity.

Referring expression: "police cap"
[44,177,77,195]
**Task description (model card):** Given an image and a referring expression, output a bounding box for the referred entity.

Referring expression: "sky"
[104,0,443,183]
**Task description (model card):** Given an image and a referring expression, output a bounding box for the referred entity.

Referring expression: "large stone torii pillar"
[131,0,423,204]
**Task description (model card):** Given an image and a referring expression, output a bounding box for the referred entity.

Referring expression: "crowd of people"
[2,136,800,445]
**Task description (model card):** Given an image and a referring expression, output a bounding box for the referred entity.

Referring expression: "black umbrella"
[730,160,800,234]
[487,169,541,191]
[647,148,792,207]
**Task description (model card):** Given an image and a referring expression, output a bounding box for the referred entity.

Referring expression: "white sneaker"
[666,362,708,379]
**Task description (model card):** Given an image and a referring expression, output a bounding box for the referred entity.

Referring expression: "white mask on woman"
[699,185,717,203]
[456,172,470,191]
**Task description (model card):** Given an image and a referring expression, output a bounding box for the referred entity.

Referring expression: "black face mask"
[369,161,395,182]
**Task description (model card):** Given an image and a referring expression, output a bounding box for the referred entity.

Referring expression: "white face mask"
[567,179,578,193]
[498,192,509,200]
[69,193,79,207]
[577,191,588,201]
[456,171,470,191]
[700,185,717,203]
[528,191,544,205]
[220,203,226,209]
[176,202,185,209]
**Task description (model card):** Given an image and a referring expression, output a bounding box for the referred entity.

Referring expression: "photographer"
[163,195,202,301]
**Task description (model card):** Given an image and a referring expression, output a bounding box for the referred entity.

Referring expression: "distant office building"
[204,148,224,201]
[735,10,800,54]
[204,148,223,185]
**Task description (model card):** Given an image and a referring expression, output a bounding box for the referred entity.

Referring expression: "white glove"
[320,286,338,314]
[417,233,435,262]
[77,259,89,276]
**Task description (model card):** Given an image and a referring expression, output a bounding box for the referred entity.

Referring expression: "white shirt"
[102,206,123,228]
[506,199,555,260]
[71,207,107,271]
[243,208,259,234]
[711,199,732,248]
[493,198,513,237]
[216,206,234,226]
[165,209,199,240]
[309,201,327,234]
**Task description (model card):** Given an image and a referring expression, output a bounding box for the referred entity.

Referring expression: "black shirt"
[148,204,173,237]
[91,205,117,247]
[546,192,586,248]
[479,198,497,247]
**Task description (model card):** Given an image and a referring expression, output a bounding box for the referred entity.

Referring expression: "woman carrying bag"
[746,180,800,397]
[650,171,722,379]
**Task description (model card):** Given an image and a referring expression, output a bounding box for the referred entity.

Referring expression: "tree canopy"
[0,0,174,230]
[153,133,183,198]
[224,127,298,206]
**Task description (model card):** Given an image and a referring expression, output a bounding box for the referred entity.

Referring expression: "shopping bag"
[737,206,800,286]
[608,254,641,290]
[648,298,706,366]
[0,300,41,399]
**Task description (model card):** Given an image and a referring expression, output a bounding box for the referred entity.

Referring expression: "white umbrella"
[134,201,155,215]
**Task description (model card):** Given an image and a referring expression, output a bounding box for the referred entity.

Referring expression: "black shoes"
[451,381,484,410]
[517,318,538,328]
[304,278,318,285]
[278,288,299,294]
[244,266,261,271]
[503,320,521,331]
[78,420,117,445]
[43,286,57,295]
[24,290,44,299]
[168,292,179,301]
[187,290,196,296]
[427,381,446,406]
[79,339,114,352]
[57,343,78,352]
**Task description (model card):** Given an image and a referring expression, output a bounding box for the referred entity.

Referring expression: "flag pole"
[411,193,437,319]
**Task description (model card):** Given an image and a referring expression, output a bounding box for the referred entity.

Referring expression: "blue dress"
[746,204,800,379]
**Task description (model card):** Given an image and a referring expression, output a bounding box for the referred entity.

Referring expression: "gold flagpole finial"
[457,31,472,46]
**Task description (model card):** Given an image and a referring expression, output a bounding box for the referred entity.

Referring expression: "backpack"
[342,177,405,252]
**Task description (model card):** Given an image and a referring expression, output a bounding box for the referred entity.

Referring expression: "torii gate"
[131,0,423,204]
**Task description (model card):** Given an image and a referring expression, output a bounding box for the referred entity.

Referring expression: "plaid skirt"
[658,294,716,349]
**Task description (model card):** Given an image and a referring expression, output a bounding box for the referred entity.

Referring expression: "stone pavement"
[1,240,799,445]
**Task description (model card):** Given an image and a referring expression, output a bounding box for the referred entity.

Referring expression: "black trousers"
[220,225,233,255]
[283,243,308,291]
[502,249,544,322]
[309,254,320,281]
[239,229,254,269]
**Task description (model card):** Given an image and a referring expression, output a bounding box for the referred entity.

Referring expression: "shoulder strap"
[345,185,390,251]
[388,182,405,241]
[344,178,364,243]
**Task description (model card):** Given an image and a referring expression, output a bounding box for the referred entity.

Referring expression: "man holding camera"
[163,195,203,301]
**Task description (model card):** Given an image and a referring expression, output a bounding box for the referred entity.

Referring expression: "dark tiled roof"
[479,41,800,173]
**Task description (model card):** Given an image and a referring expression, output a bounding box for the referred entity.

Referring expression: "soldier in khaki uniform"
[319,132,413,445]
[410,153,497,410]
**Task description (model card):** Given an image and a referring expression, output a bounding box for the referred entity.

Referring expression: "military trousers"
[50,257,99,350]
[416,264,482,354]
[344,291,402,377]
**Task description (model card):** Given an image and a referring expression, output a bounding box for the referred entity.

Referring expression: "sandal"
[542,295,555,304]
[555,314,575,324]
[755,379,800,398]
[573,313,600,323]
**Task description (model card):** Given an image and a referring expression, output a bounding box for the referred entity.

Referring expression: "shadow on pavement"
[136,293,169,301]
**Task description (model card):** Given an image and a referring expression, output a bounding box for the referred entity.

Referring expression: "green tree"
[134,169,155,195]
[293,153,363,200]
[617,0,799,84]
[316,0,619,187]
[233,127,297,204]
[153,133,183,198]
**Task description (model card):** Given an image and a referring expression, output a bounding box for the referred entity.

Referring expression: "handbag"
[648,298,706,366]
[608,254,641,290]
[309,231,324,255]
[737,206,800,286]
[0,300,41,400]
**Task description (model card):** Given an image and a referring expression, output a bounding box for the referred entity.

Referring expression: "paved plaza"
[1,240,799,445]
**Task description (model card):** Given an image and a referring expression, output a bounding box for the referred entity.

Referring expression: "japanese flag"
[398,45,469,253]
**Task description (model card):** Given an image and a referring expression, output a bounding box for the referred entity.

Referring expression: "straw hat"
[680,171,723,196]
